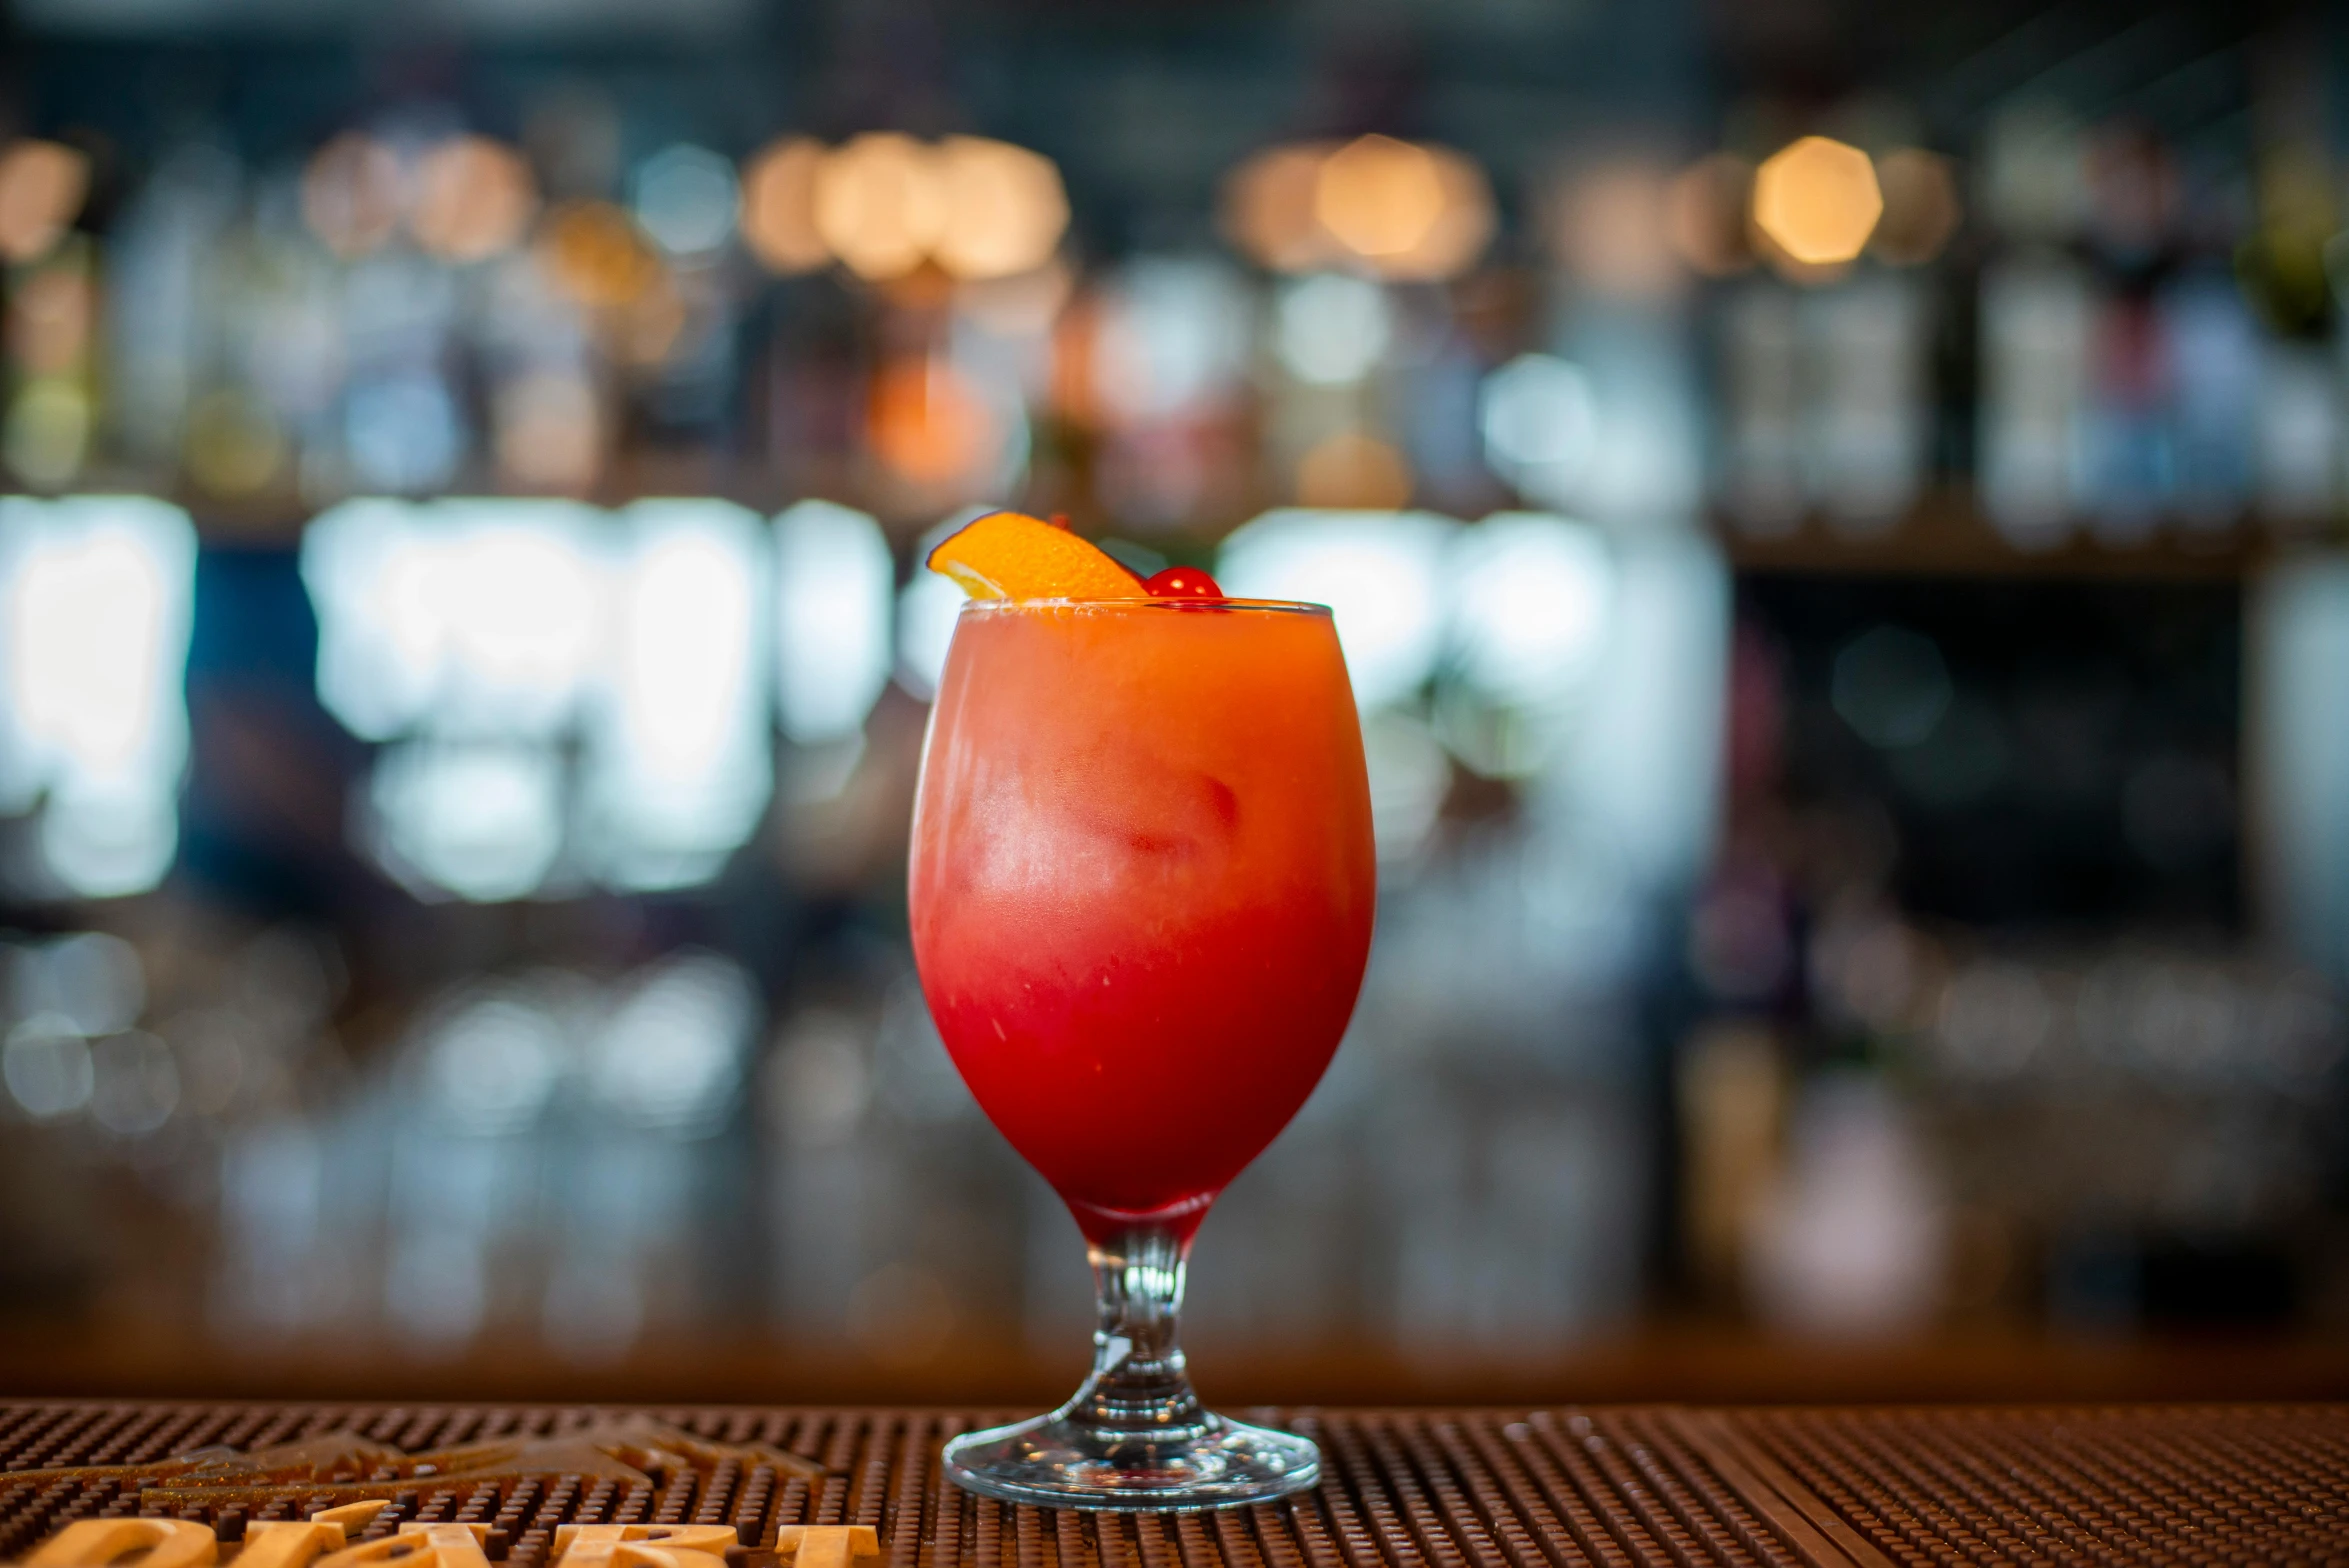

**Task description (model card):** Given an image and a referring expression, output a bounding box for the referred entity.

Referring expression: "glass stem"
[1062,1223,1209,1441]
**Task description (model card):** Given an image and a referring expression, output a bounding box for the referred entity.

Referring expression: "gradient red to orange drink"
[910,599,1376,1242]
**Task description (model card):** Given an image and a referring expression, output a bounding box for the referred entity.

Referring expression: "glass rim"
[955,596,1331,616]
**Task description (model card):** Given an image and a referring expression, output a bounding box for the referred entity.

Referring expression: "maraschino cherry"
[1144,566,1224,599]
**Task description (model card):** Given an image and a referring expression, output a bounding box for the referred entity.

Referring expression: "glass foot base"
[943,1413,1319,1511]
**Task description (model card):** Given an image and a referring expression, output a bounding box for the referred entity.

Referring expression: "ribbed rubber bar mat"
[0,1403,2343,1567]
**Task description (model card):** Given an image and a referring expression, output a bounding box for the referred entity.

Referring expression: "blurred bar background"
[0,0,2346,1404]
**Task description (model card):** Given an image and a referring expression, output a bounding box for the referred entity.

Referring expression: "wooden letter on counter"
[550,1524,737,1568]
[238,1502,392,1568]
[772,1528,878,1568]
[316,1523,491,1568]
[24,1520,217,1568]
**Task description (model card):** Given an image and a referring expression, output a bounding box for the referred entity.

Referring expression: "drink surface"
[910,599,1376,1241]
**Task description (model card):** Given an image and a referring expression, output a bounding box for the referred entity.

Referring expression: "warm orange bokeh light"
[933,136,1069,280]
[1225,137,1491,280]
[303,132,405,260]
[411,136,539,263]
[1379,146,1495,281]
[1751,135,1883,268]
[0,140,90,265]
[1222,142,1339,272]
[1871,147,1963,265]
[534,200,662,308]
[869,358,996,487]
[1295,429,1413,509]
[741,137,830,274]
[1316,135,1447,260]
[815,133,946,281]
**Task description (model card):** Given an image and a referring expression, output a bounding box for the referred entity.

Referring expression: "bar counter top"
[2,1401,2343,1568]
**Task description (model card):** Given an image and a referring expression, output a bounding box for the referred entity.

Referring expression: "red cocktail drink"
[911,599,1375,1242]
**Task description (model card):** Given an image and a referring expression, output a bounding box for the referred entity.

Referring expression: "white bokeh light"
[582,500,771,892]
[1479,354,1597,498]
[775,500,895,744]
[0,496,197,897]
[366,739,567,903]
[1091,257,1251,425]
[1274,273,1392,387]
[585,950,757,1134]
[304,498,606,742]
[1217,508,1455,709]
[1448,513,1615,707]
[417,978,573,1135]
[3,1016,93,1119]
[310,498,789,901]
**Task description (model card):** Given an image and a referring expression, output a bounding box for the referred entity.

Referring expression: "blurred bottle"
[1808,274,1929,536]
[2159,263,2257,535]
[1678,1022,1785,1308]
[1744,1070,1946,1337]
[1978,258,2093,547]
[1719,282,1803,535]
[1976,106,2094,547]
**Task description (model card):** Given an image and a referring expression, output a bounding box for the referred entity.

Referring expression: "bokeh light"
[411,136,538,263]
[0,140,90,264]
[1089,258,1250,427]
[1316,135,1448,261]
[895,566,966,701]
[0,497,197,898]
[1447,513,1614,710]
[1752,135,1884,269]
[1553,161,1680,297]
[345,374,464,494]
[3,1016,93,1120]
[4,380,90,489]
[814,132,945,282]
[582,501,771,893]
[1274,273,1392,386]
[867,357,997,487]
[302,498,607,745]
[740,137,830,274]
[493,372,602,492]
[534,200,661,308]
[8,265,93,375]
[1295,430,1414,509]
[1666,153,1756,276]
[183,388,289,497]
[1217,508,1454,709]
[367,739,567,903]
[585,952,756,1134]
[1221,142,1337,272]
[1224,137,1492,280]
[932,136,1069,280]
[632,143,740,257]
[1479,353,1597,498]
[302,132,406,260]
[1870,147,1963,265]
[311,498,774,900]
[774,500,895,745]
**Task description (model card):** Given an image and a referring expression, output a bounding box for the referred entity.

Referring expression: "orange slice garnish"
[926,511,1149,601]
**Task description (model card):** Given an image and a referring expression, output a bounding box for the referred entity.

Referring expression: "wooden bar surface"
[0,1402,2342,1567]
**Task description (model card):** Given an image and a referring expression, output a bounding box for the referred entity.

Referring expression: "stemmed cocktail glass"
[909,589,1375,1510]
